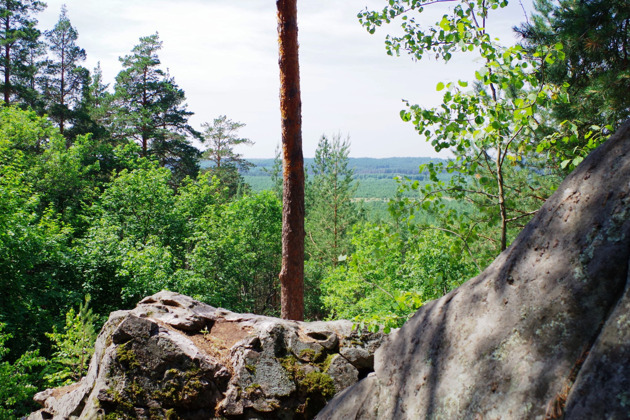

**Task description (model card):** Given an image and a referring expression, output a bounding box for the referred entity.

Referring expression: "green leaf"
[436,82,445,91]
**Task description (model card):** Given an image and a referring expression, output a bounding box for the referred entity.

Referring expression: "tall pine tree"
[42,5,87,139]
[0,0,46,105]
[277,0,305,321]
[113,33,200,182]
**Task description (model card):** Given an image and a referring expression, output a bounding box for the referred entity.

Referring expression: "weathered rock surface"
[28,291,384,419]
[316,122,630,419]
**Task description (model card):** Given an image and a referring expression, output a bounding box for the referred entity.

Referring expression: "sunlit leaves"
[321,224,476,330]
[359,0,508,61]
[0,324,47,418]
[361,0,568,263]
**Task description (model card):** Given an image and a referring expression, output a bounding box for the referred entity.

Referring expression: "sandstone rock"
[338,331,382,372]
[29,291,384,419]
[325,354,358,393]
[316,121,630,419]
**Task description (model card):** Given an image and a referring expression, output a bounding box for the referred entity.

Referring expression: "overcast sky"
[36,0,532,158]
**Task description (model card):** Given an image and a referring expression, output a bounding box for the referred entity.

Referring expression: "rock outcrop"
[29,291,384,419]
[316,122,630,419]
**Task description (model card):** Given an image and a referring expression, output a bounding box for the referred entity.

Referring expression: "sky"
[36,0,533,158]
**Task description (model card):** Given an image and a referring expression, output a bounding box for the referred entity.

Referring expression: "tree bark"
[277,0,304,321]
[4,17,11,105]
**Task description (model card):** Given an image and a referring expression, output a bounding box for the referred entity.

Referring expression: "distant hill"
[200,157,443,177]
[201,157,449,218]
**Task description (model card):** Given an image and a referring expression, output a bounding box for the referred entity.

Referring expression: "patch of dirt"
[50,381,82,399]
[188,321,254,370]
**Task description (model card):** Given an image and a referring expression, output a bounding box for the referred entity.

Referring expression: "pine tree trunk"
[4,17,11,105]
[277,0,304,321]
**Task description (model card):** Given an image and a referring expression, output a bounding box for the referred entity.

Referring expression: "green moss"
[278,355,303,381]
[277,354,339,418]
[152,384,176,405]
[102,388,135,419]
[280,353,338,390]
[151,368,204,406]
[245,364,257,375]
[299,372,336,418]
[299,348,322,362]
[181,375,203,399]
[116,343,139,370]
[127,379,145,401]
[101,375,153,419]
[245,383,262,394]
[165,408,179,420]
[321,354,336,372]
[300,371,335,399]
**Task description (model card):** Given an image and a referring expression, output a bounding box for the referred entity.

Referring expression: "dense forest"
[1,0,629,417]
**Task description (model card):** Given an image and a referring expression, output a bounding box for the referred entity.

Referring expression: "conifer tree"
[113,33,200,181]
[0,0,46,105]
[69,63,115,142]
[517,0,630,129]
[201,115,253,171]
[42,5,87,139]
[307,134,358,267]
[44,295,96,386]
[201,115,253,195]
[17,34,45,112]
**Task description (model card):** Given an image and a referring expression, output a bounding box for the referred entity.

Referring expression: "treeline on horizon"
[237,157,442,176]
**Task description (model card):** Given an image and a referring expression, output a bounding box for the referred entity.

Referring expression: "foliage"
[263,145,283,200]
[0,323,47,419]
[44,295,97,387]
[69,62,117,142]
[2,0,617,398]
[535,120,613,172]
[180,191,282,315]
[359,0,569,263]
[78,165,183,313]
[304,134,361,319]
[201,115,253,171]
[321,223,476,332]
[200,116,253,196]
[0,107,80,357]
[516,0,630,130]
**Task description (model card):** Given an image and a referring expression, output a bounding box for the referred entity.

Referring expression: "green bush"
[0,324,47,419]
[321,223,477,332]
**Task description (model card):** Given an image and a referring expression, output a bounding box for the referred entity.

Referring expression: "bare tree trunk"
[4,17,11,105]
[277,0,304,321]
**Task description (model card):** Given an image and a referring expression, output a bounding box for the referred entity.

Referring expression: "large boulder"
[316,122,630,419]
[29,292,384,419]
